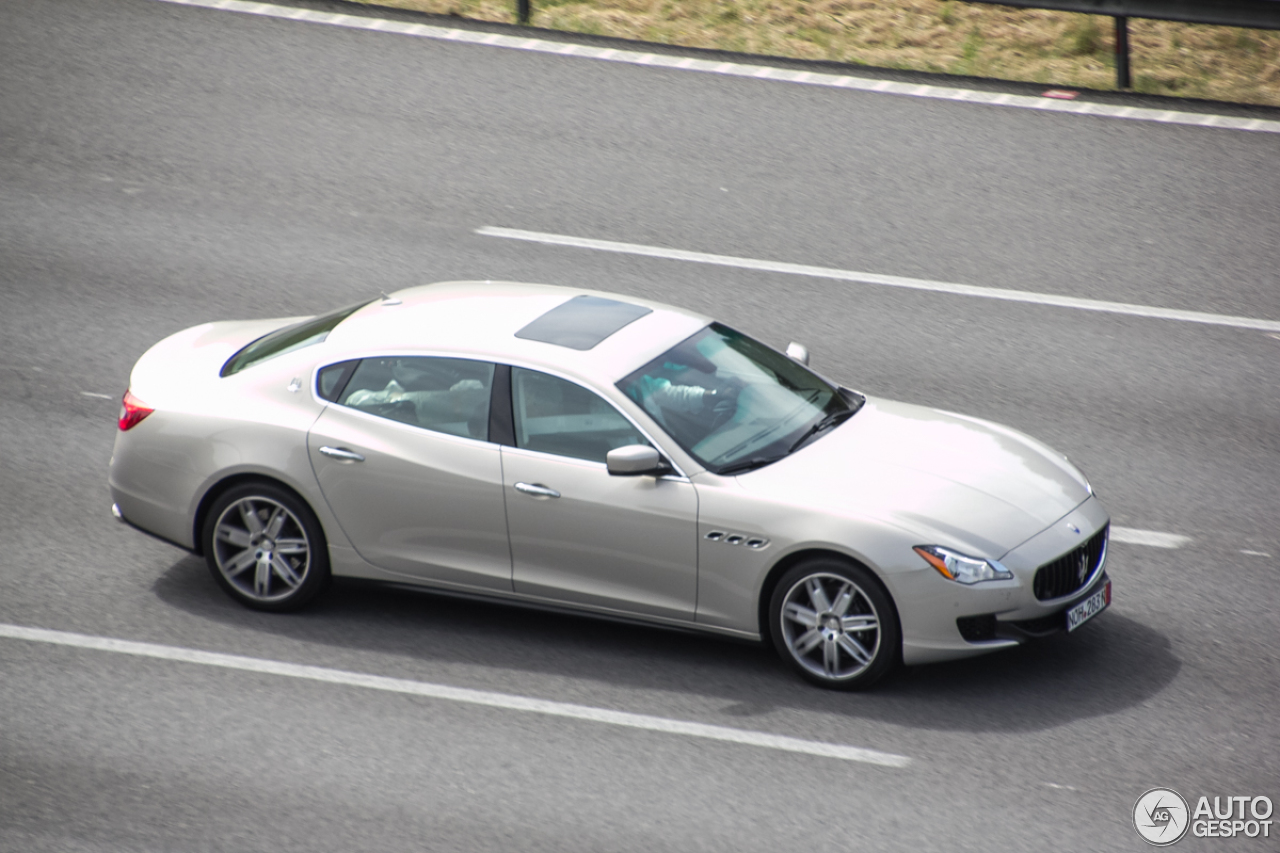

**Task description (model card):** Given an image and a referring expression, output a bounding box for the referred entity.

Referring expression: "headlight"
[913,545,1013,584]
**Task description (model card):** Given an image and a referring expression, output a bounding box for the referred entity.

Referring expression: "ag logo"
[1134,788,1190,845]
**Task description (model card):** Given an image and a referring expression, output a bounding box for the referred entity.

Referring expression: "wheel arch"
[192,473,324,556]
[756,548,902,648]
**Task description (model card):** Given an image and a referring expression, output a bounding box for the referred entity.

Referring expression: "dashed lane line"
[1111,527,1192,549]
[0,623,912,768]
[476,226,1280,334]
[154,0,1280,135]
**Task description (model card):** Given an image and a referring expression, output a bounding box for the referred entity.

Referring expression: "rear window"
[220,301,370,377]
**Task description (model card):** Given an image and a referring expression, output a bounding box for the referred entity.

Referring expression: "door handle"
[318,446,366,462]
[514,482,560,499]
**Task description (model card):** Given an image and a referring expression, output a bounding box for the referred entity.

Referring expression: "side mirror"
[606,445,669,477]
[785,342,810,366]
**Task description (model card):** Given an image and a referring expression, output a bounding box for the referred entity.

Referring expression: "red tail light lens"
[118,390,154,431]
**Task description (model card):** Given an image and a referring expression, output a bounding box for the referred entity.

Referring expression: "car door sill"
[379,580,762,643]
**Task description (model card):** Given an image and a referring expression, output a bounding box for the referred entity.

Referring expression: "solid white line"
[0,623,911,768]
[1110,527,1192,549]
[476,227,1280,333]
[150,0,1280,135]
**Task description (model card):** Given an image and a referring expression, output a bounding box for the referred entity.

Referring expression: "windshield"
[617,323,860,473]
[220,300,371,377]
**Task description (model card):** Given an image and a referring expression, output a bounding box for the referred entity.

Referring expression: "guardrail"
[511,0,1279,95]
[957,0,1280,89]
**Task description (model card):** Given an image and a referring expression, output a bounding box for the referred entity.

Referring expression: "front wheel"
[769,559,899,690]
[202,482,330,612]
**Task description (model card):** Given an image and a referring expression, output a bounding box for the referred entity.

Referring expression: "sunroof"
[515,295,653,351]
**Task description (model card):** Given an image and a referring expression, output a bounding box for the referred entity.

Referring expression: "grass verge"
[354,0,1280,107]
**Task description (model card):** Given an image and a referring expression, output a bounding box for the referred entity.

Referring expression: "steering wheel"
[707,388,738,431]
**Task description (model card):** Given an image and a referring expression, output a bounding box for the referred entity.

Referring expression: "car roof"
[324,281,712,384]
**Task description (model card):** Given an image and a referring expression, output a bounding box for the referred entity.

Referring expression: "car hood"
[734,397,1090,558]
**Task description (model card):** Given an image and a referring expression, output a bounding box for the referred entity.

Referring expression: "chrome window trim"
[307,350,691,479]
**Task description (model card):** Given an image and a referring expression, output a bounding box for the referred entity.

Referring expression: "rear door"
[307,356,512,592]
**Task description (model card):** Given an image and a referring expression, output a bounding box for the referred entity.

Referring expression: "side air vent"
[703,531,771,549]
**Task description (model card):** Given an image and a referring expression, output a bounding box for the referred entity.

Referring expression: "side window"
[511,368,648,464]
[338,357,495,440]
[317,360,358,402]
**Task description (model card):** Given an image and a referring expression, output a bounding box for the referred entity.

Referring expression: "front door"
[501,367,698,621]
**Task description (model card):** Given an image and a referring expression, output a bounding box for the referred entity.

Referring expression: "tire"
[768,558,900,690]
[201,482,330,612]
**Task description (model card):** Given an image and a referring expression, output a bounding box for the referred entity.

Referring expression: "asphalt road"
[1,0,1278,850]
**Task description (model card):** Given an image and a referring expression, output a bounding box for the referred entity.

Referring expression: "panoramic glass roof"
[514,295,653,351]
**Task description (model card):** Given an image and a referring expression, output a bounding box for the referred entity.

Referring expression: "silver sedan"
[110,281,1111,689]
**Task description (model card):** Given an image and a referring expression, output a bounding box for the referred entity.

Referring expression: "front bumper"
[897,495,1112,665]
[957,570,1112,643]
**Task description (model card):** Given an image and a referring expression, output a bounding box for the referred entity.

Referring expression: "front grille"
[1033,524,1108,601]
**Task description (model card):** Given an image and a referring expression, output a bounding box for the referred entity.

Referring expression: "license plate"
[1066,580,1111,632]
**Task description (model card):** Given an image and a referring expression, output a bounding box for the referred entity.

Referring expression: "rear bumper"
[110,500,195,553]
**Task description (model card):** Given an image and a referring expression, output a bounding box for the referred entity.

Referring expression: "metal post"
[1114,15,1131,89]
[517,0,530,24]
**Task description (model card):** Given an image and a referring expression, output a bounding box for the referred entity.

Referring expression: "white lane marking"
[0,623,911,768]
[1110,527,1192,549]
[151,0,1280,135]
[1239,549,1272,557]
[80,391,114,399]
[476,227,1280,334]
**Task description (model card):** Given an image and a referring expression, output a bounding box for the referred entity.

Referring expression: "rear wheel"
[769,559,899,690]
[202,482,329,611]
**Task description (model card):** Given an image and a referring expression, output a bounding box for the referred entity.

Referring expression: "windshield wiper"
[715,455,787,476]
[716,406,858,476]
[787,409,856,454]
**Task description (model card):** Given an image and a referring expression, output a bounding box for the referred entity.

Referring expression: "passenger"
[346,378,487,435]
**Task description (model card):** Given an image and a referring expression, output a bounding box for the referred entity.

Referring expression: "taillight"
[118,390,154,431]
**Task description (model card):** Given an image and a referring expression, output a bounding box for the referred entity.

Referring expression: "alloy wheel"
[211,496,311,603]
[778,572,882,682]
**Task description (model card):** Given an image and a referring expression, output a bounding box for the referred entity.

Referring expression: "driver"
[629,373,724,429]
